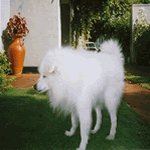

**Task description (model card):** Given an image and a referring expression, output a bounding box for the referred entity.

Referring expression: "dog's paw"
[65,130,74,136]
[76,148,85,150]
[91,129,98,134]
[106,135,115,140]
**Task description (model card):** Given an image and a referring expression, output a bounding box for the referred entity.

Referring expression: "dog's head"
[34,52,57,93]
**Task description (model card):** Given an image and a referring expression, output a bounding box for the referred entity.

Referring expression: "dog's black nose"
[34,84,37,90]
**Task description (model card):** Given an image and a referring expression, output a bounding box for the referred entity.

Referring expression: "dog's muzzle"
[34,83,48,93]
[33,84,42,93]
[34,84,37,91]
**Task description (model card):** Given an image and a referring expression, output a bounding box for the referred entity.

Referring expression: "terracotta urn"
[8,34,25,75]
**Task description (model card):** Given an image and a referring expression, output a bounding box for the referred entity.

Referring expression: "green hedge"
[0,50,16,94]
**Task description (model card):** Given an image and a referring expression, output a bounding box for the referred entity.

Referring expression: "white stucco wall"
[10,0,61,66]
[0,0,10,49]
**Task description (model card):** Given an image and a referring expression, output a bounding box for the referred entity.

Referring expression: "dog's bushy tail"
[100,39,122,54]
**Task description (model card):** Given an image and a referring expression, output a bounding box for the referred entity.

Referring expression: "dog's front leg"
[91,106,102,134]
[76,100,92,150]
[65,112,78,136]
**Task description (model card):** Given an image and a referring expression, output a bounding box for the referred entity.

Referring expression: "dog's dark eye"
[43,75,46,78]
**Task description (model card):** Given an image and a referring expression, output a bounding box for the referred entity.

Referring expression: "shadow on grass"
[0,88,149,150]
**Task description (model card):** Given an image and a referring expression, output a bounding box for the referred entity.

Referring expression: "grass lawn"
[125,70,150,89]
[0,87,150,150]
[125,64,150,90]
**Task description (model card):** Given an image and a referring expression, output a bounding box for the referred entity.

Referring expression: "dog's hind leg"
[106,107,117,140]
[104,89,119,140]
[91,106,102,134]
[76,98,92,150]
[65,113,78,136]
[105,83,124,140]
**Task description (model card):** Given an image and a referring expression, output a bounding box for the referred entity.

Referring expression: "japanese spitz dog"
[34,39,125,150]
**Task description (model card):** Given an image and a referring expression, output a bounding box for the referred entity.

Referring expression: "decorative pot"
[8,34,25,75]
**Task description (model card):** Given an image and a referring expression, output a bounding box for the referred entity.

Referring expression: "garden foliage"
[71,0,150,61]
[133,8,150,65]
[0,50,16,94]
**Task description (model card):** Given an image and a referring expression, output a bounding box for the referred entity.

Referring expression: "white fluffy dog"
[34,39,125,150]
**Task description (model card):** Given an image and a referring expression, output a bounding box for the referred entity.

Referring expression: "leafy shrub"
[133,7,150,65]
[0,50,16,94]
[134,8,150,43]
[1,28,13,55]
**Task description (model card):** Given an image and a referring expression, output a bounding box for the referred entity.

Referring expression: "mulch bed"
[7,74,40,88]
[123,80,150,122]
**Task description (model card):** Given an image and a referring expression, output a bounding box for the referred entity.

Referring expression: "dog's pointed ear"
[48,63,57,74]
